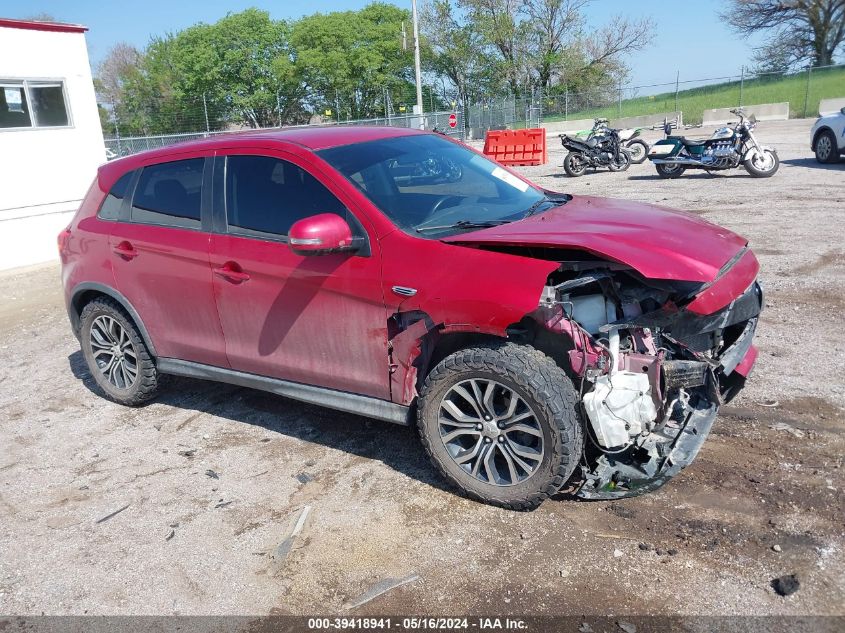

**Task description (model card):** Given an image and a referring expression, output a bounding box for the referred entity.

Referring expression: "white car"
[811,106,845,163]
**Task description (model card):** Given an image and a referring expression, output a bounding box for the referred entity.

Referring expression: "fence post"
[674,70,679,113]
[564,89,568,120]
[538,87,543,127]
[202,93,210,133]
[803,66,812,118]
[739,65,745,106]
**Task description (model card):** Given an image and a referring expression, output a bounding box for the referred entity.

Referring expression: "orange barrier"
[483,128,547,166]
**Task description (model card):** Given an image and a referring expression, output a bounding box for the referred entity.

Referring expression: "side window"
[131,158,204,229]
[225,155,347,238]
[98,171,133,220]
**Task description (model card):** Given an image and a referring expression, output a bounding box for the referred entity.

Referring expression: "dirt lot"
[0,119,843,618]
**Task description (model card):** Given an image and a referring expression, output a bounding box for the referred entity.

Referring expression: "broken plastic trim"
[576,397,718,500]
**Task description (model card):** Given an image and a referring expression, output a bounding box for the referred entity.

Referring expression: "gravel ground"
[0,119,843,618]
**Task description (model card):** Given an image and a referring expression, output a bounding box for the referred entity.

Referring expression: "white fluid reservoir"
[563,294,615,334]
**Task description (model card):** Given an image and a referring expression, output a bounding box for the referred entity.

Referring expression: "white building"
[0,18,106,271]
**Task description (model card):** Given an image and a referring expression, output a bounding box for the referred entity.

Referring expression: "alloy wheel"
[438,378,545,486]
[89,315,138,389]
[817,136,832,160]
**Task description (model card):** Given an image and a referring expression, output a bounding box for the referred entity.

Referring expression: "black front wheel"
[608,150,631,172]
[744,149,779,177]
[417,344,584,510]
[563,152,588,177]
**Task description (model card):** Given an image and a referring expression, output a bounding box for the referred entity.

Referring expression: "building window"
[0,80,70,129]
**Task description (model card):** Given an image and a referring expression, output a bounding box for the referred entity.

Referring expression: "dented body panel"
[444,196,748,282]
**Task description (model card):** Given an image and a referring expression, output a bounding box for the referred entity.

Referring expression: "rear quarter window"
[97,171,134,220]
[130,158,204,229]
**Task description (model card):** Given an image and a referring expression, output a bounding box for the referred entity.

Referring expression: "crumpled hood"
[442,195,748,282]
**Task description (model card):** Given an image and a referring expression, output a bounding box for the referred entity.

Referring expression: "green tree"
[421,0,502,104]
[723,0,845,69]
[291,2,416,119]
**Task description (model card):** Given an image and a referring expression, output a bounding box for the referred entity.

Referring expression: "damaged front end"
[532,251,762,500]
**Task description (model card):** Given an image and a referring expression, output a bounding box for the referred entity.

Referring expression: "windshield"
[318,134,564,237]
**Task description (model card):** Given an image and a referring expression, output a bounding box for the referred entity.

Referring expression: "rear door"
[208,148,389,399]
[109,155,227,367]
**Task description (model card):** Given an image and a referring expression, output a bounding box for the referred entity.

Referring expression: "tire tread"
[79,297,159,406]
[417,342,583,510]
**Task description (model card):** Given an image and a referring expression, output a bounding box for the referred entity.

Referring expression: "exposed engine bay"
[533,257,762,499]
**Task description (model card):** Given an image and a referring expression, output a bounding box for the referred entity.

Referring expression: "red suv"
[60,127,761,508]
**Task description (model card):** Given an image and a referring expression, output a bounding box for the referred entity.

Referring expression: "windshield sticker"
[468,154,530,192]
[491,166,530,192]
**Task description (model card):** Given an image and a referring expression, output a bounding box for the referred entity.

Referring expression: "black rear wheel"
[563,152,588,177]
[80,297,160,406]
[655,163,685,178]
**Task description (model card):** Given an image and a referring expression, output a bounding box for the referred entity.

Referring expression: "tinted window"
[131,159,204,229]
[98,172,133,220]
[225,155,346,237]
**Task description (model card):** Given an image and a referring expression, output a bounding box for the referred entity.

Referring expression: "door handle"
[112,241,138,260]
[213,262,250,283]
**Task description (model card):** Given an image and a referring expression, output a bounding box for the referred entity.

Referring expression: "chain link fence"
[103,63,845,156]
[539,63,845,126]
[105,109,466,159]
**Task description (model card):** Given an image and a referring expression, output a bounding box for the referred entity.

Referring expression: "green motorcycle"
[646,108,779,178]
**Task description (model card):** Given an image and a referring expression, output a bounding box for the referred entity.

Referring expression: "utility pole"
[202,93,210,133]
[411,0,424,126]
[739,66,745,107]
[335,89,340,123]
[674,70,680,113]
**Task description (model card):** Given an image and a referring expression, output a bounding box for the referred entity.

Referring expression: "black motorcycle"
[559,125,631,177]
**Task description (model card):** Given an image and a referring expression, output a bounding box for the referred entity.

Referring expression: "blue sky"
[1,0,763,88]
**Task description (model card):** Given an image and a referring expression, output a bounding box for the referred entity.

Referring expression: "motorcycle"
[577,119,649,164]
[616,127,649,163]
[560,123,631,177]
[647,108,779,178]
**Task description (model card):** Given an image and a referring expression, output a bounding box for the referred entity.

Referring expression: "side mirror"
[288,213,358,256]
[840,106,845,115]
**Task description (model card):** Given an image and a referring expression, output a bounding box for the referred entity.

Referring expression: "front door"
[208,150,389,400]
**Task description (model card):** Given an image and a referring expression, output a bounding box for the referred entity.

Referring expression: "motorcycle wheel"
[744,149,779,178]
[625,139,649,164]
[655,163,685,179]
[608,151,631,172]
[563,152,588,177]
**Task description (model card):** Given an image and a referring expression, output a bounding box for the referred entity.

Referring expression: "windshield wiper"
[416,219,512,233]
[522,194,569,217]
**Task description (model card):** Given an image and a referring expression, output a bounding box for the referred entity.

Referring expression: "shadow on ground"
[627,171,753,181]
[68,350,460,497]
[782,157,845,170]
